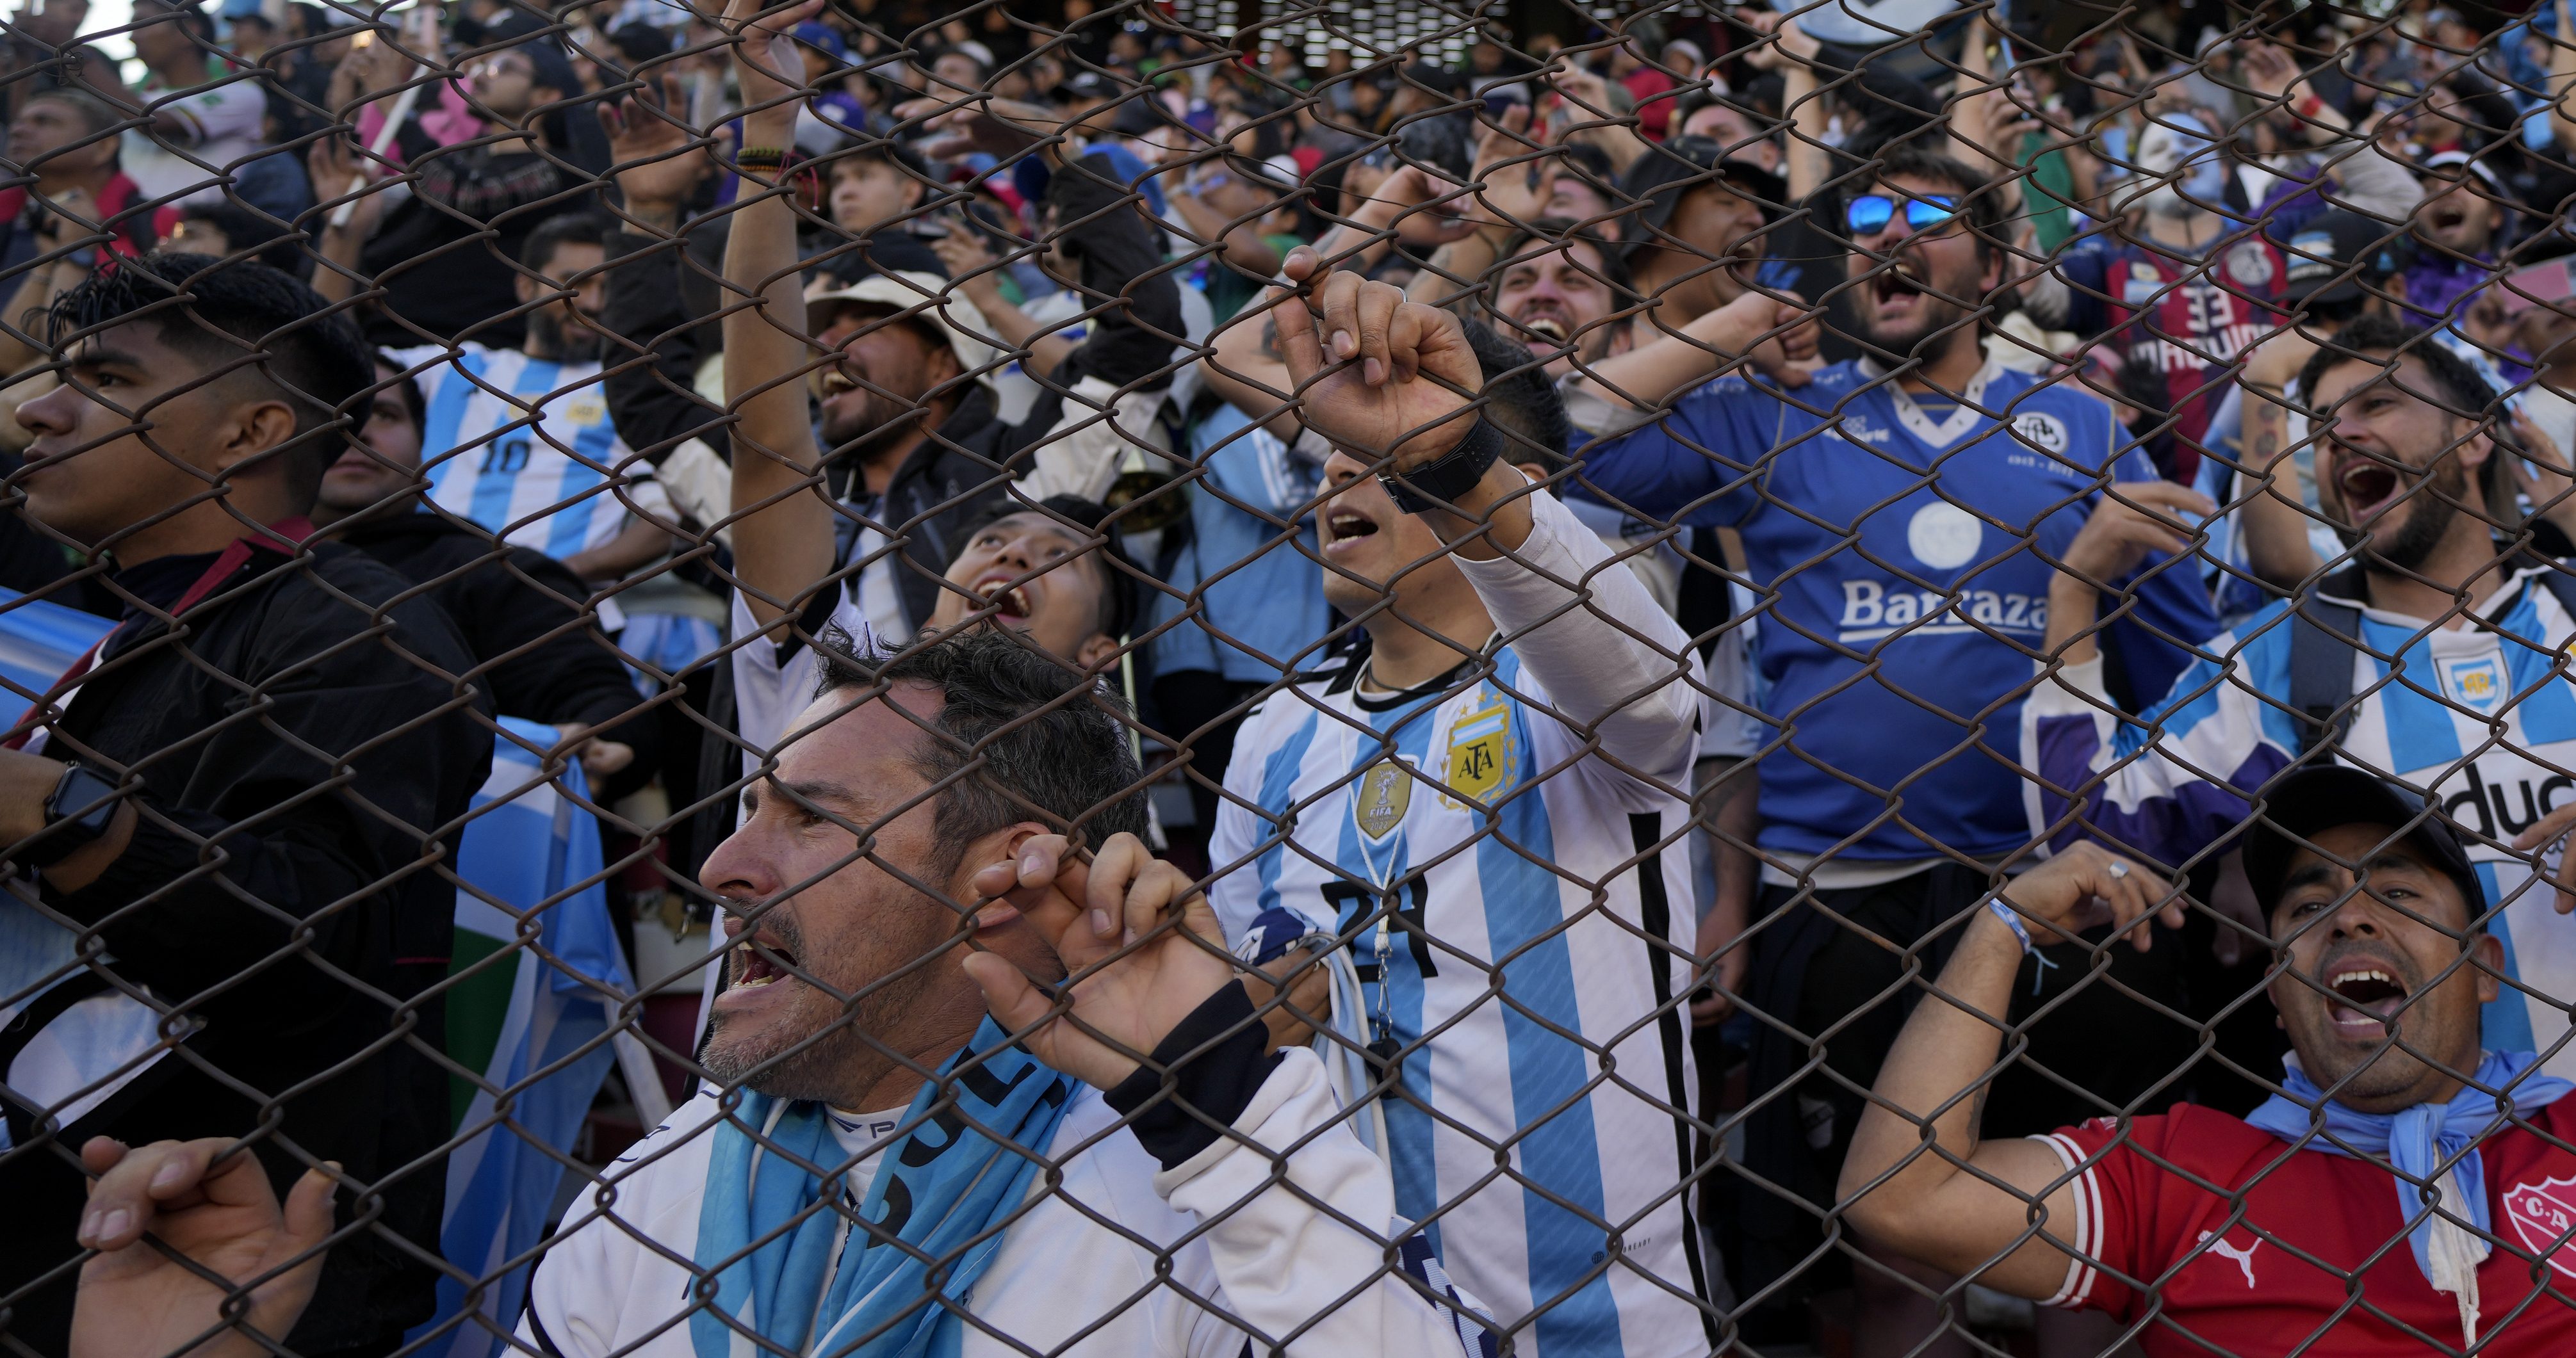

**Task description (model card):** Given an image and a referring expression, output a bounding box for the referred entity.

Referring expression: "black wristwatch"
[1376,417,1504,515]
[26,763,119,868]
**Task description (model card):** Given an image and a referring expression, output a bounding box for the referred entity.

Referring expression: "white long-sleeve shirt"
[518,1048,1492,1357]
[1210,487,1713,1358]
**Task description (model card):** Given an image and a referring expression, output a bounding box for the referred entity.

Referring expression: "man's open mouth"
[1519,313,1570,348]
[1325,509,1380,545]
[731,934,799,989]
[820,368,858,396]
[2338,460,2408,522]
[2432,204,2469,235]
[1873,262,1927,305]
[974,574,1032,620]
[2328,965,2410,1026]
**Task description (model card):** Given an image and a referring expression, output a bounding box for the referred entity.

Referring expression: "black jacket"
[0,537,493,1357]
[334,508,660,800]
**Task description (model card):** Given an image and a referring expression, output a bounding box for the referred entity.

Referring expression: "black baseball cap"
[2243,766,2486,926]
[1057,70,1116,105]
[1615,134,1789,264]
[2279,209,2417,308]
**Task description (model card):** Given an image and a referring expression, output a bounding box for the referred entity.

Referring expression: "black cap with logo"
[2242,765,2488,926]
[1615,134,1790,264]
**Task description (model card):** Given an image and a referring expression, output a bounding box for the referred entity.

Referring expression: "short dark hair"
[811,625,1151,875]
[519,211,606,274]
[1462,317,1571,473]
[49,252,371,510]
[2297,314,2520,529]
[371,352,425,432]
[177,201,304,275]
[23,86,121,139]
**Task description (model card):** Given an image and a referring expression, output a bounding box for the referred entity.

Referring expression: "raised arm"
[599,73,729,464]
[1563,288,1814,430]
[1202,165,1462,437]
[1272,249,1699,773]
[2235,330,2326,590]
[719,0,835,633]
[1838,845,2180,1297]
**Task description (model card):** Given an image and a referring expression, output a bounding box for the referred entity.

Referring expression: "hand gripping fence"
[10,0,2576,1355]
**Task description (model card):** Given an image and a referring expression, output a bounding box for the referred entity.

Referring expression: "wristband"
[2293,93,2325,127]
[1376,416,1502,514]
[1985,896,2062,993]
[1985,897,2037,954]
[733,146,790,172]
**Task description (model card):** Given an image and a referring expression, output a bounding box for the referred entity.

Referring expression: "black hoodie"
[331,508,661,799]
[0,536,493,1357]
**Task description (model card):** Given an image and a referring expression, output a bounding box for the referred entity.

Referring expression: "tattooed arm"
[2238,332,2324,590]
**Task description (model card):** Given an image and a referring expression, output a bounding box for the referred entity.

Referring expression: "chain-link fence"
[11,0,2576,1354]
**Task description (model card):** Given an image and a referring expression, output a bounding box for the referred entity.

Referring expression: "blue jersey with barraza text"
[1572,356,2221,866]
[1211,654,1709,1358]
[387,343,665,561]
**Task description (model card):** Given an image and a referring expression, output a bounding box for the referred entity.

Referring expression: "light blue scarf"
[2244,1050,2571,1334]
[690,1020,1075,1358]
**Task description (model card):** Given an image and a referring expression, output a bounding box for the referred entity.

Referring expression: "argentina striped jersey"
[1209,488,1714,1358]
[387,343,670,560]
[2025,567,2576,1076]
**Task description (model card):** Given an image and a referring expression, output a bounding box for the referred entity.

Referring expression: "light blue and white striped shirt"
[387,343,671,562]
[1209,489,1714,1358]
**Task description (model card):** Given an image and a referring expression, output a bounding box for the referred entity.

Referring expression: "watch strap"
[1376,416,1503,515]
[25,763,118,868]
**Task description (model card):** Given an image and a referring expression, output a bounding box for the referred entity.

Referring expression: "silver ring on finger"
[2108,861,2130,879]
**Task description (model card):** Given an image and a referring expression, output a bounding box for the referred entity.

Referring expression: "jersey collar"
[1854,348,2009,450]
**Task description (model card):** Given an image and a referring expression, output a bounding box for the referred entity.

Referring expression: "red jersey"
[2100,236,2283,483]
[2030,1098,2576,1354]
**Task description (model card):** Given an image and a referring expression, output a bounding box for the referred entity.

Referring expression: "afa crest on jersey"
[2440,653,2508,717]
[1439,698,1517,809]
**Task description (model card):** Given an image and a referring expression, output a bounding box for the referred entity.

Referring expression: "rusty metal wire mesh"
[12,0,2576,1354]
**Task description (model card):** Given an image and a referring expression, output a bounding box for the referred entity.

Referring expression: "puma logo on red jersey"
[2195,1230,2260,1288]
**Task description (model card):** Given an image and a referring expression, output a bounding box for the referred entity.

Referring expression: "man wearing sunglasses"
[1569,143,2222,1341]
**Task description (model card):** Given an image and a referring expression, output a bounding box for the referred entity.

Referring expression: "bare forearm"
[2240,392,2323,588]
[2044,572,2103,666]
[1567,296,1779,411]
[310,220,369,305]
[562,515,678,582]
[1702,757,1756,950]
[1408,232,1500,306]
[1785,63,1829,204]
[959,278,1077,373]
[1839,910,2025,1230]
[721,147,833,627]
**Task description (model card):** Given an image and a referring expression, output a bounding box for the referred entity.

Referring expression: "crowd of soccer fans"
[22,0,2576,1354]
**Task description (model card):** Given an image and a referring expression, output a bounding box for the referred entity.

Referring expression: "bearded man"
[374,212,683,581]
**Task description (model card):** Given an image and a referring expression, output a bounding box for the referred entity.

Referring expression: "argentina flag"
[407,719,639,1358]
